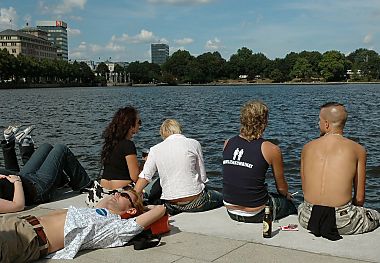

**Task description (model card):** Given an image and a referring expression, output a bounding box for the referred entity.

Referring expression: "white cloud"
[105,42,125,52]
[0,7,18,30]
[70,39,126,60]
[148,0,213,5]
[158,38,169,44]
[68,27,81,37]
[363,33,373,44]
[39,0,86,15]
[112,29,157,44]
[205,37,222,50]
[174,37,194,45]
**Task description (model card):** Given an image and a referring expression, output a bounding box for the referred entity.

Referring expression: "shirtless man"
[0,190,166,262]
[298,102,380,236]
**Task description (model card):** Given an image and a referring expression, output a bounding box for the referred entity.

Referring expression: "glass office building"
[37,21,68,61]
[151,43,169,65]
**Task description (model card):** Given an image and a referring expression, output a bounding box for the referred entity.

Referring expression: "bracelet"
[14,179,22,183]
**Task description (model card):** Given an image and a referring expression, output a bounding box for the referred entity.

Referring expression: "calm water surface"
[0,84,379,210]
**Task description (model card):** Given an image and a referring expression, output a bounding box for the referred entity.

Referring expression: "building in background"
[37,20,68,61]
[0,28,57,60]
[151,43,169,65]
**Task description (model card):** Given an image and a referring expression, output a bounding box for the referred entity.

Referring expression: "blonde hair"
[240,100,269,141]
[160,119,182,139]
[128,189,144,215]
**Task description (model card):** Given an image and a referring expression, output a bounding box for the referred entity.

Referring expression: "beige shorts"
[0,215,41,263]
[298,201,380,235]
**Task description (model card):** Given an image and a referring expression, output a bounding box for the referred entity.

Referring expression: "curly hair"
[101,106,138,165]
[240,100,268,141]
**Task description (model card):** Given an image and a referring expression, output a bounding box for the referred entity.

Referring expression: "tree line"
[0,49,96,87]
[122,47,380,84]
[1,47,379,87]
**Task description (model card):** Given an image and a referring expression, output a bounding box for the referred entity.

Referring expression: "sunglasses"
[120,192,135,208]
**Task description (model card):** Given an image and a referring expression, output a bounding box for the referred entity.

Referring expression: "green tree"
[226,47,253,78]
[319,50,346,81]
[95,62,109,77]
[196,52,226,82]
[290,57,313,80]
[298,51,322,77]
[269,68,285,83]
[247,53,270,80]
[347,48,380,80]
[162,50,194,83]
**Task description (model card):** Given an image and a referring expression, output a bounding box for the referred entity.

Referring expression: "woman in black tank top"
[100,106,143,191]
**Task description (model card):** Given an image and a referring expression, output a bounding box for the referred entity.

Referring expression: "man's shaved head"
[320,102,348,129]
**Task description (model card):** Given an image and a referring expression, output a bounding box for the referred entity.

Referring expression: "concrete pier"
[6,190,377,263]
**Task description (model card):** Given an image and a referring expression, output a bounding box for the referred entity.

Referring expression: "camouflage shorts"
[298,201,380,235]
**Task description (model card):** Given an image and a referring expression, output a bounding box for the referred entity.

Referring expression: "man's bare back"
[299,102,380,236]
[301,134,366,207]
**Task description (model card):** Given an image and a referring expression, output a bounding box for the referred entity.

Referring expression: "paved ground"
[4,190,379,263]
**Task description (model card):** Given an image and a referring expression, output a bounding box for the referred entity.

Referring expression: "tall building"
[0,29,57,60]
[37,21,68,61]
[151,43,169,65]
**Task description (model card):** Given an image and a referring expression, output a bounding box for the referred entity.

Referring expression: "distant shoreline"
[1,81,380,90]
[132,81,380,87]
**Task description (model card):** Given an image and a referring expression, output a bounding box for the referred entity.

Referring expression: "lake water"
[0,84,379,210]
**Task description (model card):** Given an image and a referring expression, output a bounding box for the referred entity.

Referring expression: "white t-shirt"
[139,133,208,200]
[49,206,143,259]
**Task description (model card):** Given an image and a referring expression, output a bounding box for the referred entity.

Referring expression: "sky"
[0,0,379,63]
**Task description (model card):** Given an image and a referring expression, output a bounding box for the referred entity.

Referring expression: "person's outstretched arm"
[134,151,157,194]
[0,174,25,213]
[135,204,166,228]
[262,142,290,199]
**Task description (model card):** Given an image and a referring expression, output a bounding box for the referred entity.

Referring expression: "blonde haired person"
[223,100,296,223]
[135,119,223,215]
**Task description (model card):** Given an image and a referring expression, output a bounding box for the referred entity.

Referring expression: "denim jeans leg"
[20,143,53,175]
[21,144,90,202]
[56,144,90,191]
[1,140,20,172]
[19,144,35,165]
[200,188,223,211]
[186,188,223,213]
[48,144,91,191]
[19,143,54,202]
[270,192,297,220]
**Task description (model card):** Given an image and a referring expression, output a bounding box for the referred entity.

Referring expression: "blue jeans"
[227,192,297,223]
[20,143,91,203]
[0,140,34,174]
[164,188,223,215]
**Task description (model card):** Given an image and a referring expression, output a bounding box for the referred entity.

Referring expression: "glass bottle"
[263,205,272,238]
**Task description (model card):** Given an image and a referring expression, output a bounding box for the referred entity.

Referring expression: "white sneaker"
[4,125,21,142]
[15,125,36,144]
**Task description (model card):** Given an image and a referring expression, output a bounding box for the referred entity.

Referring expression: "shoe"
[15,125,35,144]
[4,125,21,142]
[20,135,34,147]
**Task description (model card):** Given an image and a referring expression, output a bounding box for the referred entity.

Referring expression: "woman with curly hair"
[85,106,144,207]
[100,106,142,190]
[222,100,296,223]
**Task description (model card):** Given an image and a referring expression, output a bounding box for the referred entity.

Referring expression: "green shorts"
[0,215,41,263]
[298,201,380,235]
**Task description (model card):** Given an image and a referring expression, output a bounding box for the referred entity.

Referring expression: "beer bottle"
[263,205,272,238]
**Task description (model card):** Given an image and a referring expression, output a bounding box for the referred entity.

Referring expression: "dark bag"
[126,229,161,250]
